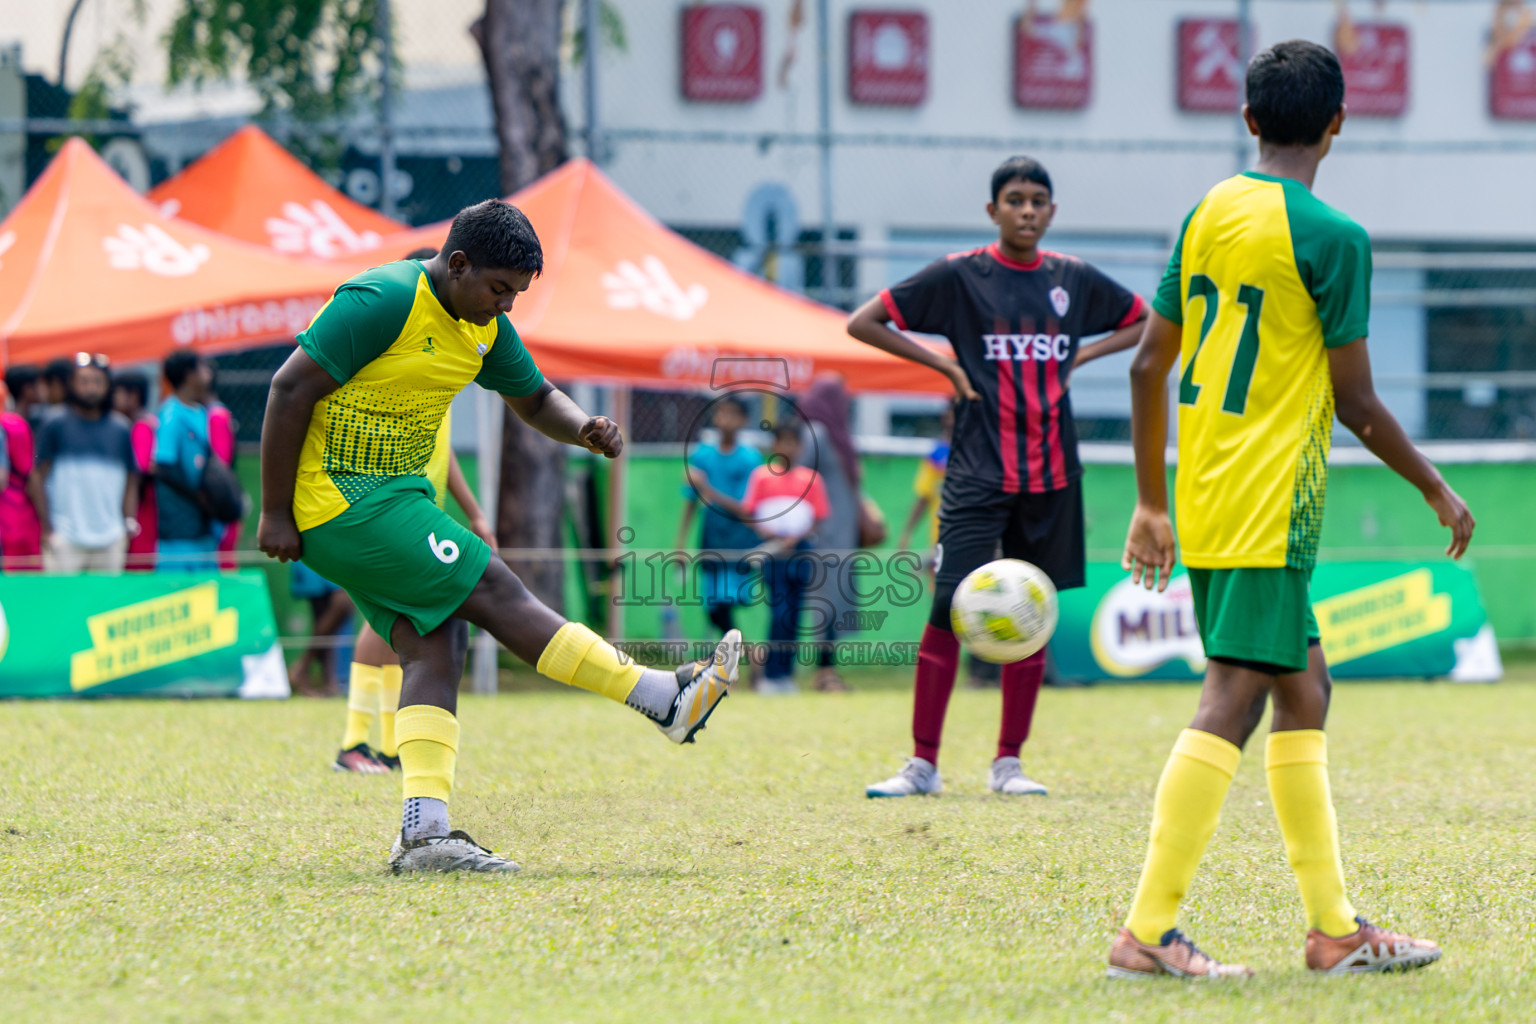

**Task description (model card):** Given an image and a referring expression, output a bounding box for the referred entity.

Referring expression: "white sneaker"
[657,629,740,744]
[989,756,1048,796]
[388,830,521,874]
[865,757,942,798]
[756,676,799,696]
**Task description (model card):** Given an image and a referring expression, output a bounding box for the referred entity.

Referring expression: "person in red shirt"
[206,381,241,570]
[113,373,159,571]
[739,425,831,695]
[1,369,44,571]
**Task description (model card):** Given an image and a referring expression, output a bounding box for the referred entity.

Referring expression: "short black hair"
[990,156,1052,203]
[1246,40,1345,147]
[4,364,40,399]
[442,199,543,275]
[774,423,802,444]
[717,396,748,417]
[43,357,73,384]
[163,351,205,389]
[405,246,439,260]
[114,372,150,406]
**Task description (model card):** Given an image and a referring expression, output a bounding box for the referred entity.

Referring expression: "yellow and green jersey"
[293,260,543,531]
[1153,172,1371,570]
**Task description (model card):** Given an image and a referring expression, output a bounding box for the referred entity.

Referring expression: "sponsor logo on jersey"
[981,333,1072,362]
[1050,286,1070,316]
[476,342,489,356]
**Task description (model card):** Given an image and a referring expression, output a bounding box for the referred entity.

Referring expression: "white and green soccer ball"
[949,558,1059,664]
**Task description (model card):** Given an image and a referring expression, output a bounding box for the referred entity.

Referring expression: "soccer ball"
[949,559,1059,663]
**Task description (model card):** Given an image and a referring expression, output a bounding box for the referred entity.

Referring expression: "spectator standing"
[206,377,242,570]
[742,425,832,694]
[677,396,762,637]
[155,352,222,572]
[113,373,159,571]
[1,372,43,571]
[31,357,73,433]
[795,374,866,693]
[28,354,139,573]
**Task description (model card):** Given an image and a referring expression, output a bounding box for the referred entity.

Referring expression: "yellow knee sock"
[378,665,403,758]
[395,705,459,803]
[1266,730,1357,937]
[536,621,643,703]
[1124,729,1242,944]
[342,663,383,750]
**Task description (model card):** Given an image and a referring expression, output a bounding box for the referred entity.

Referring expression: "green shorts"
[1187,567,1320,675]
[300,476,490,645]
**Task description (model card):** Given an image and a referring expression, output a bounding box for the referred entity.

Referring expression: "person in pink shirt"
[1,370,43,572]
[738,424,831,694]
[206,381,241,570]
[113,373,159,571]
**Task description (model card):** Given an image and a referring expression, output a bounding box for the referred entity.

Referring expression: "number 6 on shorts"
[429,532,460,564]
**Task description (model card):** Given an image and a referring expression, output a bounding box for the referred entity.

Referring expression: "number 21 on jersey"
[1178,273,1264,416]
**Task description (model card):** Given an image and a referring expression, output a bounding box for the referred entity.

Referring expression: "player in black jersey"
[848,156,1148,798]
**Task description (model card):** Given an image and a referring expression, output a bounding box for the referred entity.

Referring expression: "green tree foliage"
[166,0,383,124]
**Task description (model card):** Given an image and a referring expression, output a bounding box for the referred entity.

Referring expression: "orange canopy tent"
[149,125,407,260]
[366,159,949,395]
[0,138,354,367]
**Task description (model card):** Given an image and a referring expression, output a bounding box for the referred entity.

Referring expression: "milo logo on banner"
[1055,562,1497,684]
[1088,573,1207,677]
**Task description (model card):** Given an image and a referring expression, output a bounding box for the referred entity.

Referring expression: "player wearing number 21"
[1111,40,1475,979]
[258,200,740,875]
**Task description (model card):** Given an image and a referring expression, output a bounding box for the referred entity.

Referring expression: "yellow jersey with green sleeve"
[293,260,543,532]
[1153,172,1371,570]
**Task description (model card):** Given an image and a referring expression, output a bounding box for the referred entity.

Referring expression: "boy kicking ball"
[1110,40,1473,978]
[848,156,1148,799]
[260,200,740,874]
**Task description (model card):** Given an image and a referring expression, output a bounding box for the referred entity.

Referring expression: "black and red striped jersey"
[880,244,1144,495]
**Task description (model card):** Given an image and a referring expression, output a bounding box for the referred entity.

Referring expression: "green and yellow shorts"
[300,476,490,646]
[1187,567,1320,675]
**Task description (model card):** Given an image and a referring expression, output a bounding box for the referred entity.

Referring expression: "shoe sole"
[1313,949,1441,974]
[865,788,940,799]
[1105,964,1242,981]
[677,687,727,744]
[332,762,387,774]
[990,787,1048,796]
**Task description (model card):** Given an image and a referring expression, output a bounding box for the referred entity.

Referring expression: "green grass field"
[2,674,1533,1023]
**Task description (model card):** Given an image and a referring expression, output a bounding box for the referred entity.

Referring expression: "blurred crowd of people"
[1,351,243,575]
[679,373,914,695]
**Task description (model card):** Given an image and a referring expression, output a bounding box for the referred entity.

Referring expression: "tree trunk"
[472,0,571,611]
[472,0,569,194]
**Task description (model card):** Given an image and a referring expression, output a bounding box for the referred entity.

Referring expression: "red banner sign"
[1337,22,1409,117]
[1177,18,1243,113]
[848,9,929,106]
[681,4,764,102]
[1491,29,1536,120]
[1014,15,1093,110]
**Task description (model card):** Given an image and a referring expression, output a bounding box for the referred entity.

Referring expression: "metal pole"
[582,0,603,162]
[605,385,631,642]
[817,0,835,303]
[471,389,503,693]
[377,0,398,219]
[1234,0,1252,176]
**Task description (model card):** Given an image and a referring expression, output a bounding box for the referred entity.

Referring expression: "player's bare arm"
[501,379,623,459]
[257,349,340,562]
[446,451,496,548]
[1329,338,1475,559]
[1072,307,1150,371]
[1123,310,1182,592]
[847,297,980,402]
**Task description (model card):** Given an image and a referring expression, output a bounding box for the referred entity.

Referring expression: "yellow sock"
[1124,729,1242,944]
[1266,730,1357,937]
[379,665,403,758]
[395,705,459,803]
[536,621,642,703]
[342,663,383,750]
